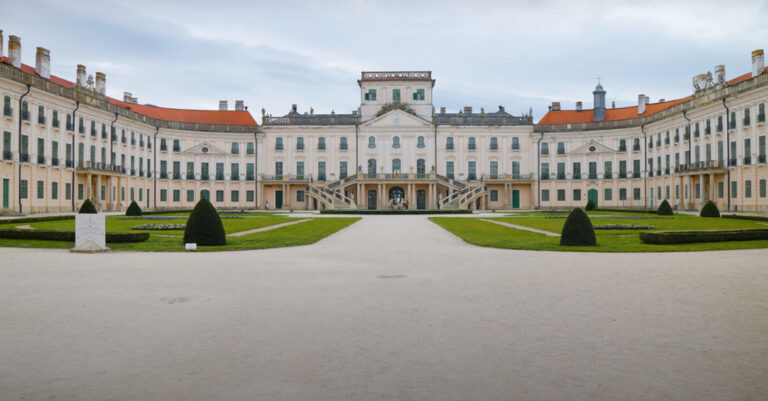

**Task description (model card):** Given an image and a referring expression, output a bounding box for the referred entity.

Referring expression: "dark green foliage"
[657,200,673,216]
[0,215,74,224]
[125,201,142,216]
[78,199,97,214]
[585,200,596,211]
[560,208,597,246]
[639,228,768,244]
[183,198,226,246]
[722,214,768,222]
[0,229,148,243]
[700,200,720,217]
[594,208,656,214]
[320,209,472,215]
[375,101,417,117]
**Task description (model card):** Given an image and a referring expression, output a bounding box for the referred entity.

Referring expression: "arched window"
[392,136,401,148]
[417,136,425,148]
[759,103,766,122]
[231,142,239,154]
[367,158,377,175]
[392,158,401,174]
[368,136,376,149]
[490,137,499,150]
[744,107,751,126]
[2,96,10,117]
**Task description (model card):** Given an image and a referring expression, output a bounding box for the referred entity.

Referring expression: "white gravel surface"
[1,215,767,401]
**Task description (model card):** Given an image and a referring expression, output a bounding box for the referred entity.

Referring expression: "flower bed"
[132,224,186,231]
[593,224,654,230]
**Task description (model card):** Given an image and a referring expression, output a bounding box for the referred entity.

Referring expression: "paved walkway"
[227,219,310,237]
[1,215,767,401]
[480,218,561,236]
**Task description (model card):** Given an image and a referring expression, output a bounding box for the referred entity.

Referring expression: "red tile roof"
[538,67,768,125]
[0,57,257,126]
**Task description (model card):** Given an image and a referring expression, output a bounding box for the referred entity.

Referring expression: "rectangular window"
[78,183,83,200]
[340,137,348,150]
[695,183,701,199]
[573,189,581,201]
[619,188,627,201]
[540,163,549,180]
[173,189,180,202]
[468,137,476,150]
[247,142,254,155]
[718,182,724,198]
[557,189,565,201]
[413,89,425,100]
[246,190,254,202]
[446,137,454,150]
[296,137,304,150]
[760,179,766,198]
[511,137,520,150]
[491,161,499,177]
[745,180,752,198]
[541,142,549,155]
[297,190,305,202]
[541,190,550,202]
[187,190,194,202]
[172,161,180,179]
[246,163,254,180]
[160,189,167,202]
[572,162,581,179]
[216,190,224,202]
[446,161,454,179]
[340,161,348,179]
[37,180,44,199]
[490,190,499,202]
[731,181,738,198]
[633,188,641,200]
[468,161,477,180]
[666,185,670,200]
[318,161,326,181]
[231,190,239,202]
[216,163,225,180]
[511,161,520,178]
[555,162,565,180]
[604,188,612,201]
[676,184,680,199]
[65,183,71,200]
[187,162,195,180]
[231,163,239,181]
[364,89,377,101]
[318,137,326,150]
[20,180,28,199]
[557,142,565,154]
[604,161,612,179]
[392,89,401,102]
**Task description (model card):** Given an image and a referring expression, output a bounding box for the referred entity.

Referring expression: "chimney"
[464,106,472,114]
[550,102,561,111]
[440,106,446,114]
[76,64,87,87]
[123,92,137,104]
[8,35,21,69]
[0,30,4,58]
[659,98,665,103]
[575,101,583,112]
[637,94,648,115]
[715,64,726,84]
[611,101,615,109]
[95,72,105,95]
[291,104,298,113]
[219,100,228,111]
[235,100,244,111]
[752,49,764,78]
[35,47,50,79]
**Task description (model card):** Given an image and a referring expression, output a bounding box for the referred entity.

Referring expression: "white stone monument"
[71,213,109,253]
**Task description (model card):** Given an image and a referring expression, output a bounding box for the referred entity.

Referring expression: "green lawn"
[0,213,359,252]
[431,212,768,252]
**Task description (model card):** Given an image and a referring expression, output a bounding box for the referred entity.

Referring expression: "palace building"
[1,29,767,214]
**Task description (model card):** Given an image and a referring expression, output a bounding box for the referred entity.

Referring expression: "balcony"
[37,156,45,164]
[665,138,670,145]
[676,160,726,174]
[743,118,751,127]
[66,122,74,131]
[131,139,136,146]
[76,161,124,174]
[760,154,767,164]
[79,124,85,134]
[557,173,566,180]
[482,173,534,181]
[201,174,209,180]
[759,113,766,123]
[20,153,29,162]
[619,172,627,179]
[3,106,11,117]
[173,173,181,180]
[216,174,225,181]
[705,127,711,135]
[147,172,152,178]
[648,171,654,177]
[572,173,581,180]
[161,145,168,152]
[131,169,136,176]
[111,133,118,142]
[91,128,97,137]
[160,172,168,179]
[260,174,312,182]
[588,173,597,180]
[694,130,700,138]
[231,175,239,181]
[729,122,736,130]
[633,145,641,151]
[65,160,73,168]
[186,173,195,180]
[3,151,12,160]
[139,170,144,177]
[121,136,126,144]
[744,156,751,165]
[729,158,737,166]
[38,116,46,125]
[618,145,626,152]
[53,119,60,128]
[172,145,180,152]
[633,172,640,178]
[275,144,284,151]
[540,173,549,180]
[665,168,670,175]
[603,173,612,179]
[717,124,723,132]
[246,174,254,181]
[101,130,107,140]
[22,110,30,121]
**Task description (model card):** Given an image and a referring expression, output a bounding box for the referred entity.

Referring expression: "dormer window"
[392,89,401,102]
[413,89,425,100]
[364,89,377,101]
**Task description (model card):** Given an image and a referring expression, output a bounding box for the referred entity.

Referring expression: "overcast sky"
[3,0,768,122]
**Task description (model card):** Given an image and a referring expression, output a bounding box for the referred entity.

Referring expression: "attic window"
[589,146,596,152]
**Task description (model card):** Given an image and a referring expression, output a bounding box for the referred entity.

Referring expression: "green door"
[512,189,520,208]
[416,189,426,210]
[2,178,8,209]
[587,189,598,207]
[275,190,283,209]
[367,190,377,210]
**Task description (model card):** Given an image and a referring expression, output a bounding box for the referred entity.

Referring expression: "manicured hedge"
[79,199,97,214]
[639,228,768,245]
[700,200,720,217]
[585,200,596,211]
[722,214,768,222]
[184,198,226,246]
[560,208,597,246]
[656,200,673,216]
[0,229,149,243]
[126,201,142,216]
[594,208,657,214]
[320,209,473,215]
[0,215,75,225]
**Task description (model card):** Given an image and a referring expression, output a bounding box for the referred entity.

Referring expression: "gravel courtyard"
[1,215,767,401]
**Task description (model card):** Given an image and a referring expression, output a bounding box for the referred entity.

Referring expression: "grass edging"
[320,209,471,215]
[638,228,768,244]
[0,228,149,243]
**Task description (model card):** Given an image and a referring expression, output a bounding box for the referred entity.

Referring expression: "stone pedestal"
[71,214,109,253]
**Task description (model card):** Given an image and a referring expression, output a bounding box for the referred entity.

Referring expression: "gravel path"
[1,215,767,401]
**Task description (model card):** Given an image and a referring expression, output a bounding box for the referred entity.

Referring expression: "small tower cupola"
[593,81,606,122]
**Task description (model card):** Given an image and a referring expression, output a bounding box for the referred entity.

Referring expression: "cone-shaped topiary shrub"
[657,199,673,216]
[585,200,596,211]
[125,201,142,216]
[183,197,226,246]
[78,199,97,214]
[700,200,720,218]
[560,207,597,246]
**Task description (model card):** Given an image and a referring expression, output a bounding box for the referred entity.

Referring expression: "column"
[86,173,92,202]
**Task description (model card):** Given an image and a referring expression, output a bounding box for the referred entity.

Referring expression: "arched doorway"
[389,186,405,204]
[200,189,210,201]
[367,190,377,210]
[587,188,598,207]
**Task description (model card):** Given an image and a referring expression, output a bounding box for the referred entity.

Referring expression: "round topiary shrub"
[78,199,97,214]
[700,200,720,218]
[560,207,597,246]
[585,200,596,211]
[657,199,673,216]
[183,198,226,246]
[125,201,142,216]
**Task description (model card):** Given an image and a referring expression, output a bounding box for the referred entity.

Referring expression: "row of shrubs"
[722,214,768,222]
[320,209,472,215]
[0,229,149,243]
[639,228,768,244]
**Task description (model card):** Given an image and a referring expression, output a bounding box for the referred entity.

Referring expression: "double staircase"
[440,184,487,210]
[306,184,356,209]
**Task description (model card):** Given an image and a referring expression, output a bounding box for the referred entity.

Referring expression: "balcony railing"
[76,161,123,173]
[604,173,612,179]
[3,106,11,117]
[201,174,209,180]
[38,116,46,125]
[482,173,534,181]
[3,151,12,160]
[633,145,641,151]
[446,144,454,150]
[588,173,597,179]
[618,145,626,152]
[22,110,30,121]
[717,124,723,132]
[619,172,627,178]
[490,145,499,150]
[160,172,168,179]
[53,119,60,128]
[744,156,751,165]
[130,169,136,176]
[729,158,737,166]
[260,174,312,181]
[91,128,97,137]
[231,175,239,181]
[275,144,284,150]
[173,173,181,180]
[65,160,73,168]
[759,113,766,123]
[540,173,549,180]
[339,144,348,150]
[216,174,225,181]
[760,154,767,164]
[557,173,565,180]
[20,153,29,162]
[676,160,726,173]
[37,156,45,164]
[705,127,711,135]
[572,173,581,180]
[186,173,195,180]
[633,172,640,178]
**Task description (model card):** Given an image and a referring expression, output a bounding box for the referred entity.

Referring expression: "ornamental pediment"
[183,142,227,155]
[362,109,432,128]
[569,140,615,155]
